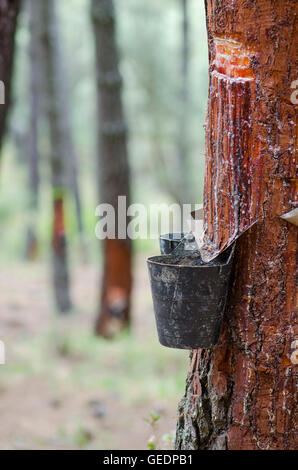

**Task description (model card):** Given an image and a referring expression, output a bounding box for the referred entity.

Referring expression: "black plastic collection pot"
[159,233,195,255]
[147,240,235,349]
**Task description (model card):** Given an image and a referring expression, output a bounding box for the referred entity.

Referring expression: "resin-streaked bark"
[176,0,297,450]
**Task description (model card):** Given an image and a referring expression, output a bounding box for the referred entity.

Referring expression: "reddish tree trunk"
[0,0,20,153]
[98,238,132,337]
[176,0,297,450]
[92,0,132,338]
[40,0,72,313]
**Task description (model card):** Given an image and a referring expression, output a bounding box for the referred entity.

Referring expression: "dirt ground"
[0,257,188,450]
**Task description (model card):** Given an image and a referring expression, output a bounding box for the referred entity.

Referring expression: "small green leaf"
[147,442,156,450]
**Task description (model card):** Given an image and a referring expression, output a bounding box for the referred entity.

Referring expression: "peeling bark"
[97,238,132,337]
[176,0,297,450]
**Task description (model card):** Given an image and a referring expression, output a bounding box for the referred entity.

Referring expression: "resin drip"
[201,38,262,262]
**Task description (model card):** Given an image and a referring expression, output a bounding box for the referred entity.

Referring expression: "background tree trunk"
[176,0,297,450]
[92,0,132,338]
[40,0,72,313]
[177,0,190,203]
[51,16,85,256]
[25,0,42,260]
[0,0,20,154]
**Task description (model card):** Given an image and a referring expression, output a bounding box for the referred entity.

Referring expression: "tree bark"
[39,0,72,313]
[176,0,297,450]
[51,12,85,252]
[177,0,191,203]
[25,0,42,260]
[92,0,132,338]
[0,0,20,153]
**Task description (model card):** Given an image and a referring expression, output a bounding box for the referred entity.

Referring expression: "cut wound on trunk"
[202,38,262,262]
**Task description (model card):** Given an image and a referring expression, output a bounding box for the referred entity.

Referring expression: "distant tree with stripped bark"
[91,0,132,337]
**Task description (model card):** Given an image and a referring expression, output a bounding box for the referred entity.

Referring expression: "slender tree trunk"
[0,0,20,153]
[177,0,190,203]
[92,0,132,338]
[39,0,72,313]
[40,0,85,254]
[176,0,297,450]
[53,26,85,253]
[25,0,41,260]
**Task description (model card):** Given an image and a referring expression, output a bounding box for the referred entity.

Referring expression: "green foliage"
[147,442,156,450]
[144,411,161,426]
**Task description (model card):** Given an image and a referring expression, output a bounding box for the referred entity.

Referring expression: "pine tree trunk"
[51,15,85,252]
[92,0,132,338]
[39,0,72,313]
[177,0,190,203]
[0,0,20,153]
[176,0,297,450]
[25,0,42,260]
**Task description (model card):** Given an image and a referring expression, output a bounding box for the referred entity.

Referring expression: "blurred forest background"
[0,0,208,450]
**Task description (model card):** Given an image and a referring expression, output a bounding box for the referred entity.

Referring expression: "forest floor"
[0,256,188,450]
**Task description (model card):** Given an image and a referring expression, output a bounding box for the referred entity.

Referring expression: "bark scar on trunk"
[201,39,261,262]
[213,37,255,79]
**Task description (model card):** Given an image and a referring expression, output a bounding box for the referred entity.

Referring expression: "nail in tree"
[91,0,132,338]
[176,0,297,450]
